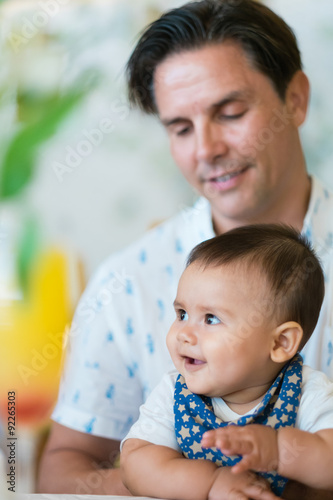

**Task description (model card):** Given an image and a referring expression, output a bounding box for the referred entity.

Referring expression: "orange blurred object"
[0,248,78,428]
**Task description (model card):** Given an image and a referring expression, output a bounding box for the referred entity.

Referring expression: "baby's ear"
[270,322,303,363]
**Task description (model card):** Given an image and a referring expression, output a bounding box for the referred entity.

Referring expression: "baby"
[121,224,333,500]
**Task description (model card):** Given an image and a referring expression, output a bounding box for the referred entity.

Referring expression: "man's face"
[154,42,305,232]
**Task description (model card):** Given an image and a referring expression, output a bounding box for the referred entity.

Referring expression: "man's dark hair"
[126,0,302,114]
[186,224,324,350]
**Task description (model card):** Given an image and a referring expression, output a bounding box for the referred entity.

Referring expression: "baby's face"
[166,262,279,405]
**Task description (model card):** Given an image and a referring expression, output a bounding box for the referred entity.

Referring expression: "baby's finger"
[218,436,253,456]
[202,429,238,450]
[231,455,255,474]
[201,432,218,448]
[244,482,280,500]
[227,491,248,500]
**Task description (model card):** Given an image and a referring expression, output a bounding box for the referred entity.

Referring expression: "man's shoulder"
[310,176,333,215]
[304,176,333,256]
[94,198,212,277]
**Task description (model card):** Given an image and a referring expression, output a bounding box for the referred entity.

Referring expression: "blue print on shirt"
[328,342,333,367]
[143,382,150,400]
[106,384,115,400]
[101,271,114,286]
[157,299,165,321]
[303,225,312,242]
[72,390,80,404]
[313,199,321,215]
[139,250,147,263]
[93,297,103,312]
[85,361,100,369]
[324,189,330,199]
[165,265,173,278]
[175,239,184,253]
[127,362,138,378]
[84,417,96,433]
[126,280,133,295]
[146,334,155,354]
[125,416,134,431]
[126,318,134,335]
[325,232,333,249]
[106,331,114,342]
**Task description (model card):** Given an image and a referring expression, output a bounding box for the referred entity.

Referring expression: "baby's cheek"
[166,329,173,351]
[166,330,178,360]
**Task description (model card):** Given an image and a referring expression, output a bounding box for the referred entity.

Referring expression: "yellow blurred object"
[0,248,77,428]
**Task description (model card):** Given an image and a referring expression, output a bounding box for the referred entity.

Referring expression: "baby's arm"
[278,427,333,489]
[121,437,217,500]
[202,425,333,490]
[121,437,280,500]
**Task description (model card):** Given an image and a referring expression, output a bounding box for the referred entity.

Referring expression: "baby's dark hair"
[187,224,324,349]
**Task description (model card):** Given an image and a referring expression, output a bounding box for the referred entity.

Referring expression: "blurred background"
[1,0,333,280]
[0,0,333,279]
[0,0,333,493]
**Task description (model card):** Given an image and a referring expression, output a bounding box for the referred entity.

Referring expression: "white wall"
[266,0,333,183]
[2,0,333,279]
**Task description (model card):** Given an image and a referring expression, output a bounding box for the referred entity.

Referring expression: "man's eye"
[218,102,247,121]
[176,127,190,136]
[205,314,220,325]
[178,310,188,321]
[220,111,246,120]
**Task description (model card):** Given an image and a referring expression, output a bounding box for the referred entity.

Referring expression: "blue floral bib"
[174,354,303,496]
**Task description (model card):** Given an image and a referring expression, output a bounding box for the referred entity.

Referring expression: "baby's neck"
[222,382,273,415]
[224,393,266,415]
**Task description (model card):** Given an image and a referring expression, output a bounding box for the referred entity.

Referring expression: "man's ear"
[270,321,303,363]
[285,70,310,128]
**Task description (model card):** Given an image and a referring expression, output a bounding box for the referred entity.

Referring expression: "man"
[38,1,333,498]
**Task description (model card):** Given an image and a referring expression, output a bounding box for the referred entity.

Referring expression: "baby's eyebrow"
[173,299,183,309]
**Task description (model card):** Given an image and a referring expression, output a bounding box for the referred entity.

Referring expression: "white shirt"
[52,176,333,440]
[121,366,333,452]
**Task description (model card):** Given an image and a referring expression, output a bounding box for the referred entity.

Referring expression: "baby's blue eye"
[206,314,220,325]
[179,310,188,321]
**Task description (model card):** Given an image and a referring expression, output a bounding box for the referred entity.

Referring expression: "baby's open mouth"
[185,357,205,365]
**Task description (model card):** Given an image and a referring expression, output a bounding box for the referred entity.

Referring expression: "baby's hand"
[208,467,279,500]
[202,424,279,474]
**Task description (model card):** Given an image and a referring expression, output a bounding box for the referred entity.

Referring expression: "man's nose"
[177,324,197,345]
[195,122,228,164]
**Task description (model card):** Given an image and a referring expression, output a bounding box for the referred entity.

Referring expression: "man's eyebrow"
[161,90,251,127]
[161,116,188,128]
[211,90,250,110]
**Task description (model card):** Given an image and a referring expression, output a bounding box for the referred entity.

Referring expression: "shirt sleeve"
[121,370,181,453]
[297,365,333,433]
[51,260,144,440]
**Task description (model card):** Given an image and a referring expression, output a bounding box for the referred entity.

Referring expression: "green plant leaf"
[16,216,40,298]
[0,91,84,200]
